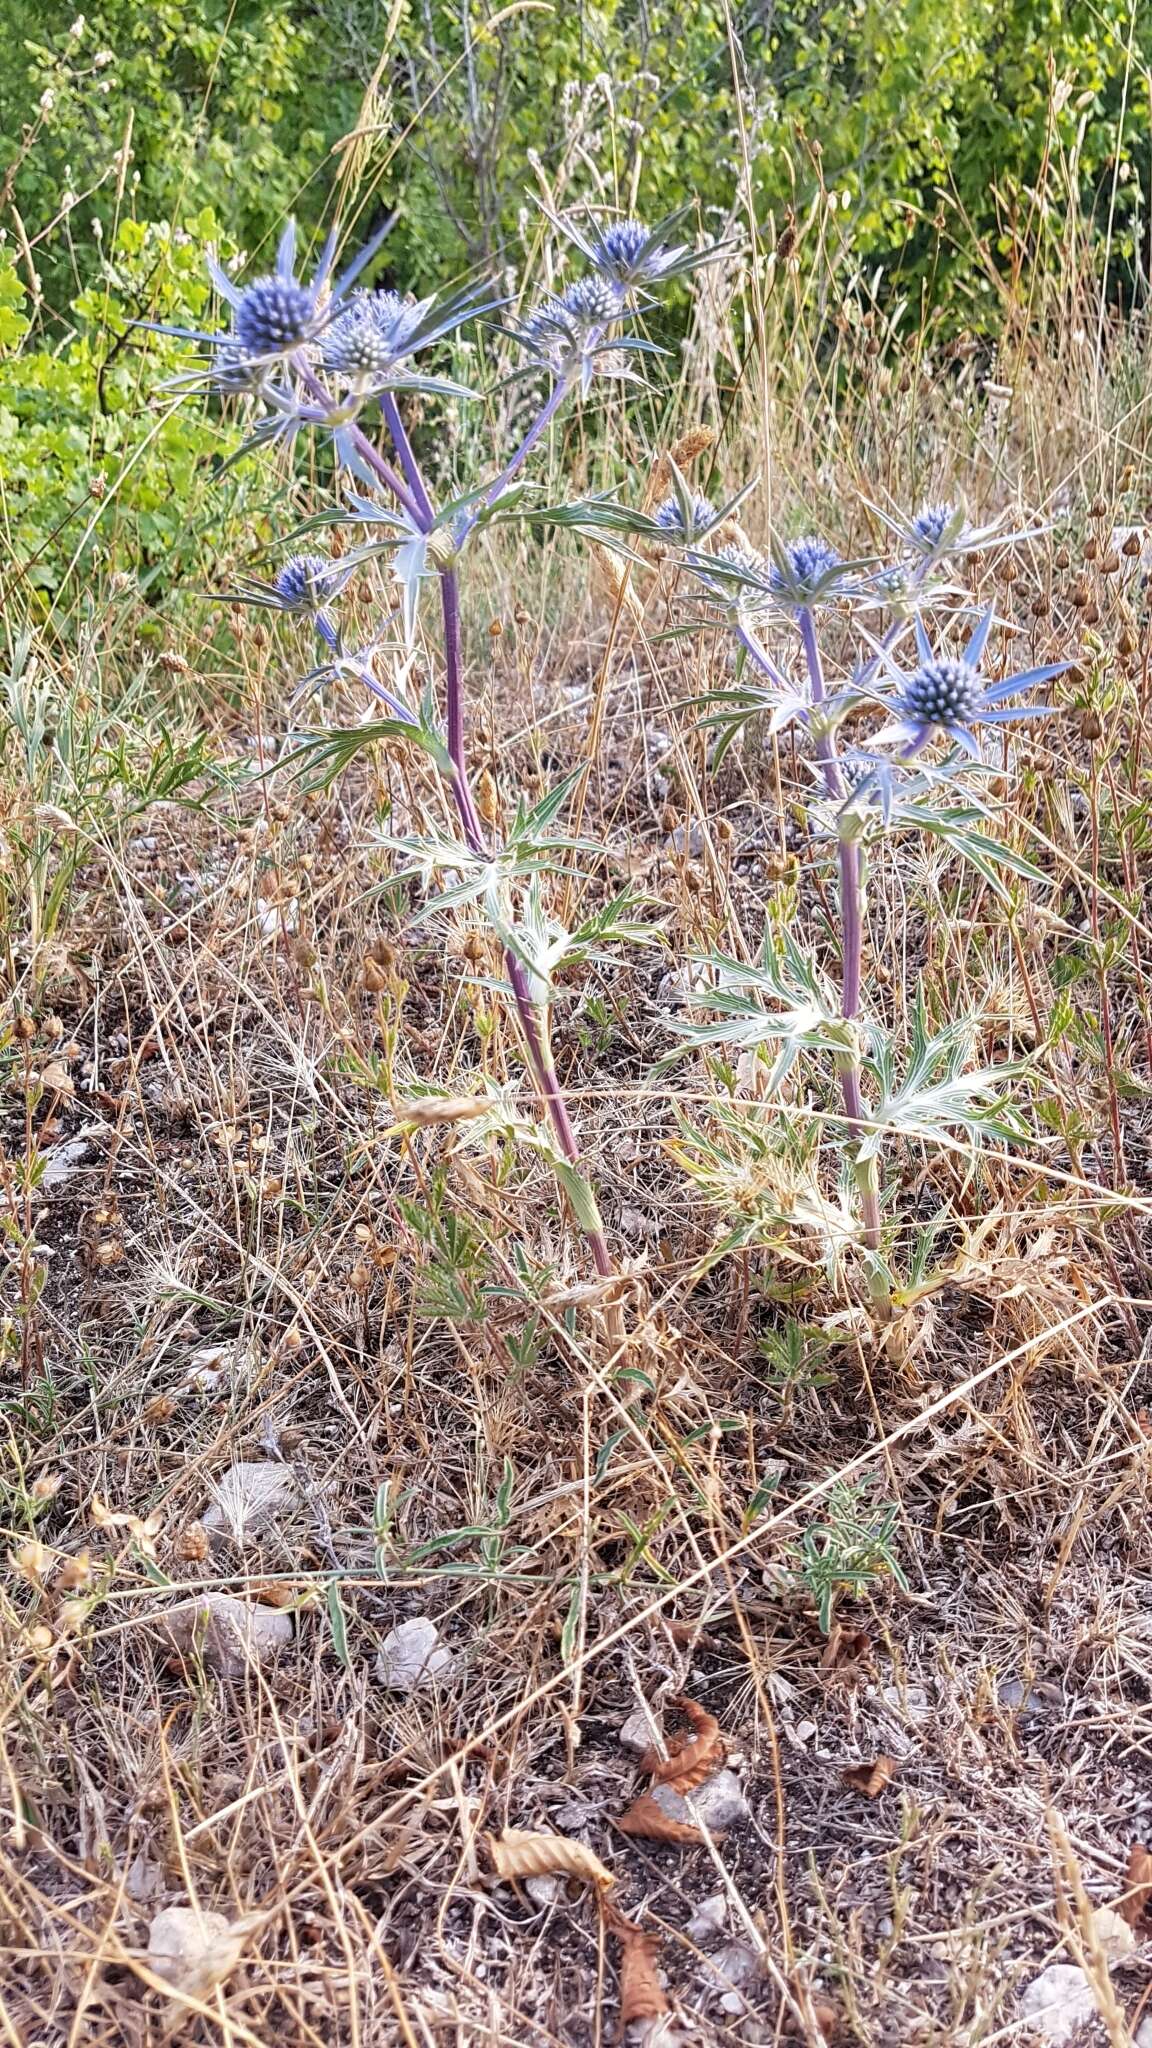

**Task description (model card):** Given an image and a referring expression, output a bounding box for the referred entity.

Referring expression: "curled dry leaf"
[840,1756,896,1799]
[642,1695,725,1793]
[616,1793,704,1845]
[391,1095,493,1128]
[1117,1842,1152,1929]
[821,1624,871,1671]
[487,1827,614,1891]
[618,1927,669,2025]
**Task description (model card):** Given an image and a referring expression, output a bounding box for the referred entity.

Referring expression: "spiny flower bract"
[654,492,716,540]
[875,609,1072,758]
[204,216,392,371]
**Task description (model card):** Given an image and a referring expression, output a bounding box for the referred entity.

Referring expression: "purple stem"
[796,608,883,1260]
[294,362,424,525]
[476,377,569,520]
[381,394,435,527]
[372,385,615,1279]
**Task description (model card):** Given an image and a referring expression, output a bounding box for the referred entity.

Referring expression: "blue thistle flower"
[222,552,353,649]
[199,216,394,374]
[654,492,716,542]
[318,279,499,400]
[545,205,727,295]
[770,534,845,600]
[274,554,343,610]
[321,290,425,377]
[519,275,624,391]
[910,502,960,552]
[874,609,1072,758]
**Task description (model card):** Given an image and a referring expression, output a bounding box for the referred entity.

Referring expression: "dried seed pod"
[1082,535,1098,561]
[841,1756,897,1797]
[1101,553,1120,575]
[1055,546,1071,569]
[487,1828,614,1889]
[642,1695,726,1792]
[1122,529,1143,557]
[176,1522,210,1564]
[1089,494,1109,519]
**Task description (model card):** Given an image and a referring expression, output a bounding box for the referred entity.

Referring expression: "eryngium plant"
[656,504,1070,1320]
[152,207,723,1304]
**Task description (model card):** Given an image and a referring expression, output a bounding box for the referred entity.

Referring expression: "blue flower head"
[546,205,726,296]
[274,554,343,611]
[204,217,394,372]
[768,533,856,609]
[910,502,961,553]
[321,290,425,377]
[520,275,623,390]
[875,609,1072,758]
[654,492,716,542]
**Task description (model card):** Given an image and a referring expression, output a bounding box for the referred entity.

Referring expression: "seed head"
[654,492,715,540]
[897,657,985,729]
[234,277,316,356]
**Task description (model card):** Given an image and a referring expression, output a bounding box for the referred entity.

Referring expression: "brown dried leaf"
[1117,1842,1152,1928]
[820,1624,871,1671]
[35,1061,74,1097]
[642,1695,725,1793]
[618,1927,668,2025]
[487,1827,614,1890]
[616,1794,704,1844]
[840,1756,896,1799]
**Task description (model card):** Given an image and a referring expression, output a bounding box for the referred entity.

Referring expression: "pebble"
[650,1768,749,1832]
[686,1891,728,1943]
[375,1616,456,1692]
[156,1594,292,1677]
[1018,1963,1099,2043]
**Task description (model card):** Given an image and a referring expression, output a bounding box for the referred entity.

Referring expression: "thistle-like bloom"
[769,533,858,608]
[273,555,348,611]
[207,219,393,367]
[223,553,353,648]
[866,497,1045,564]
[519,275,628,392]
[654,492,716,542]
[318,279,497,400]
[874,609,1071,758]
[545,205,726,296]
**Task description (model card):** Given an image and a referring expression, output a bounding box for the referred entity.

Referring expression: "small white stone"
[157,1595,292,1677]
[375,1616,456,1692]
[619,1704,662,1754]
[1089,1903,1136,1961]
[792,1719,817,1748]
[1018,1963,1099,2043]
[147,1906,249,1997]
[685,1891,728,1943]
[525,1874,564,1907]
[1134,2019,1152,2048]
[650,1768,749,1832]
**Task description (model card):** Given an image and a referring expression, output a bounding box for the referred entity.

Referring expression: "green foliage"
[0,214,274,598]
[2,0,1147,346]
